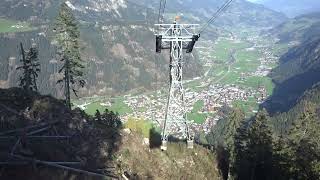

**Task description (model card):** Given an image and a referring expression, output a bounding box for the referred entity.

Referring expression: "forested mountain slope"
[0,0,185,97]
[271,84,320,135]
[263,12,320,113]
[0,0,286,98]
[267,12,320,43]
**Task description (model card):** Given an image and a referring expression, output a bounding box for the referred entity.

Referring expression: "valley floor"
[73,27,288,137]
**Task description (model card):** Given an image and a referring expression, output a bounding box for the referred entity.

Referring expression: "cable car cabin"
[186,34,200,53]
[156,35,162,53]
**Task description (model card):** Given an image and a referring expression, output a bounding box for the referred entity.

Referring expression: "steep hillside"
[267,12,320,43]
[264,37,320,113]
[0,88,122,179]
[115,130,221,180]
[263,13,320,113]
[270,84,320,135]
[0,0,202,97]
[0,87,221,180]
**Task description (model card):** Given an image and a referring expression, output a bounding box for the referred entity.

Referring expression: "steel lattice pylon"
[155,21,200,150]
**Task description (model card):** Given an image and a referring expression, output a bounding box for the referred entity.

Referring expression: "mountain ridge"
[252,0,320,17]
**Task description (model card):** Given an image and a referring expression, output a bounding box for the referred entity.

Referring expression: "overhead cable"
[199,0,234,34]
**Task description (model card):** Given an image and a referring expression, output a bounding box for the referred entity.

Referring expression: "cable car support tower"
[155,19,200,150]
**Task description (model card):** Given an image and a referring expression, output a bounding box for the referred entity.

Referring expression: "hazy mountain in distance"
[135,0,287,28]
[251,0,320,17]
[267,12,320,43]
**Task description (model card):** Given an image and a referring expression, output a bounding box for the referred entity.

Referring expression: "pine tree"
[206,108,244,180]
[233,109,274,180]
[274,101,320,179]
[288,101,319,144]
[54,2,85,109]
[94,110,102,121]
[224,108,245,149]
[232,120,251,179]
[272,135,293,179]
[16,43,40,91]
[207,108,244,149]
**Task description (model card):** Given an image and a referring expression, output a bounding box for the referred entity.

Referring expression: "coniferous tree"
[94,109,122,129]
[232,120,250,179]
[288,101,319,144]
[207,108,245,149]
[54,2,85,109]
[233,110,274,180]
[206,108,245,180]
[16,43,40,91]
[273,102,320,179]
[94,110,102,121]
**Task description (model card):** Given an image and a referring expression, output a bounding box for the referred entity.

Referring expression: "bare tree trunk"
[65,57,71,109]
[19,43,30,90]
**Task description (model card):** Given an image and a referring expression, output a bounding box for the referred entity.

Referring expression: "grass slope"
[84,97,133,115]
[0,18,33,33]
[115,131,221,180]
[187,100,209,124]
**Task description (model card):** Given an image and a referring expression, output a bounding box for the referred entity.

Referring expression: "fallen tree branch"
[11,154,117,179]
[0,120,60,136]
[0,161,80,166]
[0,161,28,165]
[10,139,20,155]
[0,136,71,139]
[27,126,51,135]
[0,104,20,116]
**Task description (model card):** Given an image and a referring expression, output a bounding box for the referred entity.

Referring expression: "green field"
[0,18,33,33]
[187,100,209,124]
[193,100,205,112]
[125,118,154,138]
[241,76,274,95]
[186,80,202,90]
[233,98,259,116]
[85,102,108,115]
[212,39,251,62]
[84,97,133,116]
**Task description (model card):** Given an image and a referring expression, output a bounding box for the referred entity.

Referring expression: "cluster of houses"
[117,81,267,135]
[77,34,278,137]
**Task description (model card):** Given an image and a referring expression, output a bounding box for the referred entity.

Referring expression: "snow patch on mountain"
[65,1,77,10]
[81,0,127,17]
